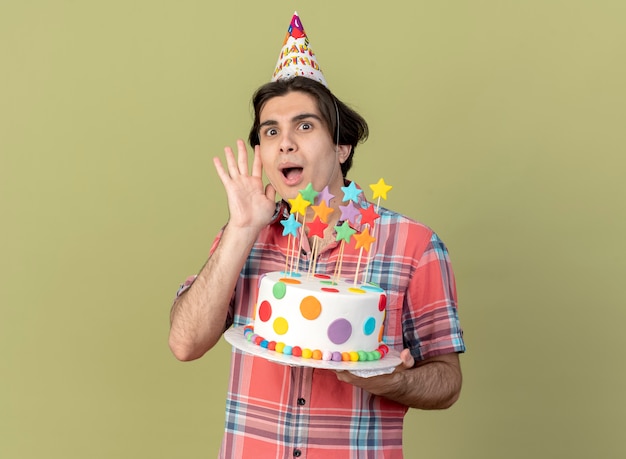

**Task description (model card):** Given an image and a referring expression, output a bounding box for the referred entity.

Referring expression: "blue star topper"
[280,213,302,237]
[341,181,362,203]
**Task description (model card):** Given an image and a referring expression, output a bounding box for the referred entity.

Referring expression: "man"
[169,13,465,458]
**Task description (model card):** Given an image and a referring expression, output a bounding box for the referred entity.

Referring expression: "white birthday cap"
[271,11,327,87]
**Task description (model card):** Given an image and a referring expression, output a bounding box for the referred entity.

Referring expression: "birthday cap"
[272,11,327,87]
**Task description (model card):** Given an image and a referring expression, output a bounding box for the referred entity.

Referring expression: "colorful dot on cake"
[348,287,365,294]
[357,351,367,361]
[279,277,301,284]
[327,351,337,361]
[268,341,277,351]
[273,317,289,335]
[273,282,287,299]
[321,287,339,293]
[341,352,351,361]
[292,346,302,357]
[363,317,376,336]
[320,280,337,286]
[283,345,293,355]
[275,342,285,353]
[260,340,269,348]
[361,284,385,293]
[300,296,322,320]
[314,274,331,280]
[378,294,387,311]
[258,301,272,322]
[312,350,323,360]
[302,348,313,359]
[349,351,359,362]
[327,318,352,345]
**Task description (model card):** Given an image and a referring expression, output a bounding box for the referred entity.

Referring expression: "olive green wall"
[2,1,625,458]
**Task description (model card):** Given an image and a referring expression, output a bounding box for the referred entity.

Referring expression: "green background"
[2,1,625,458]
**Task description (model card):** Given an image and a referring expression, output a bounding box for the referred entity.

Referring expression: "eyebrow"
[259,113,323,130]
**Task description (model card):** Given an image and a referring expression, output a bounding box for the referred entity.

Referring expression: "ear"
[337,144,352,164]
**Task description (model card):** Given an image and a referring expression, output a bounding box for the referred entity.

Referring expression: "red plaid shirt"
[177,190,465,458]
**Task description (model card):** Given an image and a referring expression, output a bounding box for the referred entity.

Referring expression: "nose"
[279,132,296,153]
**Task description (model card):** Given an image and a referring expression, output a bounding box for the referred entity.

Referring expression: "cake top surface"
[262,271,385,296]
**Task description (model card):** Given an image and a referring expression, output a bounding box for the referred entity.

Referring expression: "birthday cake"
[245,271,389,361]
[241,178,395,362]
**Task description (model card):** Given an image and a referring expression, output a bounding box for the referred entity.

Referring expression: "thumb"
[400,349,415,369]
[265,183,276,202]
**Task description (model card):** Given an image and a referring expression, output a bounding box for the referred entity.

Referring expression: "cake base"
[224,326,402,377]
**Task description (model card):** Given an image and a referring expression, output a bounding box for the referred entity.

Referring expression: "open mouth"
[281,167,303,181]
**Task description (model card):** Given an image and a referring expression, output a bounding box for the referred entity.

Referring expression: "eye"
[299,122,312,131]
[264,127,278,137]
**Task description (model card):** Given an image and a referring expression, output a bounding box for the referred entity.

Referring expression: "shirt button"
[297,398,306,406]
[293,448,302,457]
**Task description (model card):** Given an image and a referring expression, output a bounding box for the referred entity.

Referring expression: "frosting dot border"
[243,324,389,362]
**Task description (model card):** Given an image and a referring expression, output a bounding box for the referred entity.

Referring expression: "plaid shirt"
[177,185,465,458]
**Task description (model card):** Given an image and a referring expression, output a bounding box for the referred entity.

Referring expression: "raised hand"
[213,139,277,231]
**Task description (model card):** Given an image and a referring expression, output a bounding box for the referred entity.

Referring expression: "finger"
[213,156,230,184]
[335,370,350,383]
[251,145,263,178]
[236,139,249,176]
[223,145,239,177]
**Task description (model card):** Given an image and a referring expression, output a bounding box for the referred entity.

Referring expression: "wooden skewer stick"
[353,247,364,286]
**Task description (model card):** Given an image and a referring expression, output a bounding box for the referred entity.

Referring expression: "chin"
[274,182,304,200]
[278,189,299,201]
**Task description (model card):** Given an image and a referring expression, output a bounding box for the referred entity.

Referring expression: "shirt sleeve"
[175,275,198,298]
[403,232,465,361]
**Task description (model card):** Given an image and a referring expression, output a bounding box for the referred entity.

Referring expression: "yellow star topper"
[288,193,311,216]
[369,178,393,200]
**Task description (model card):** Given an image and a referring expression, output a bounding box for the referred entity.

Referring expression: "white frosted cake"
[244,271,389,362]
